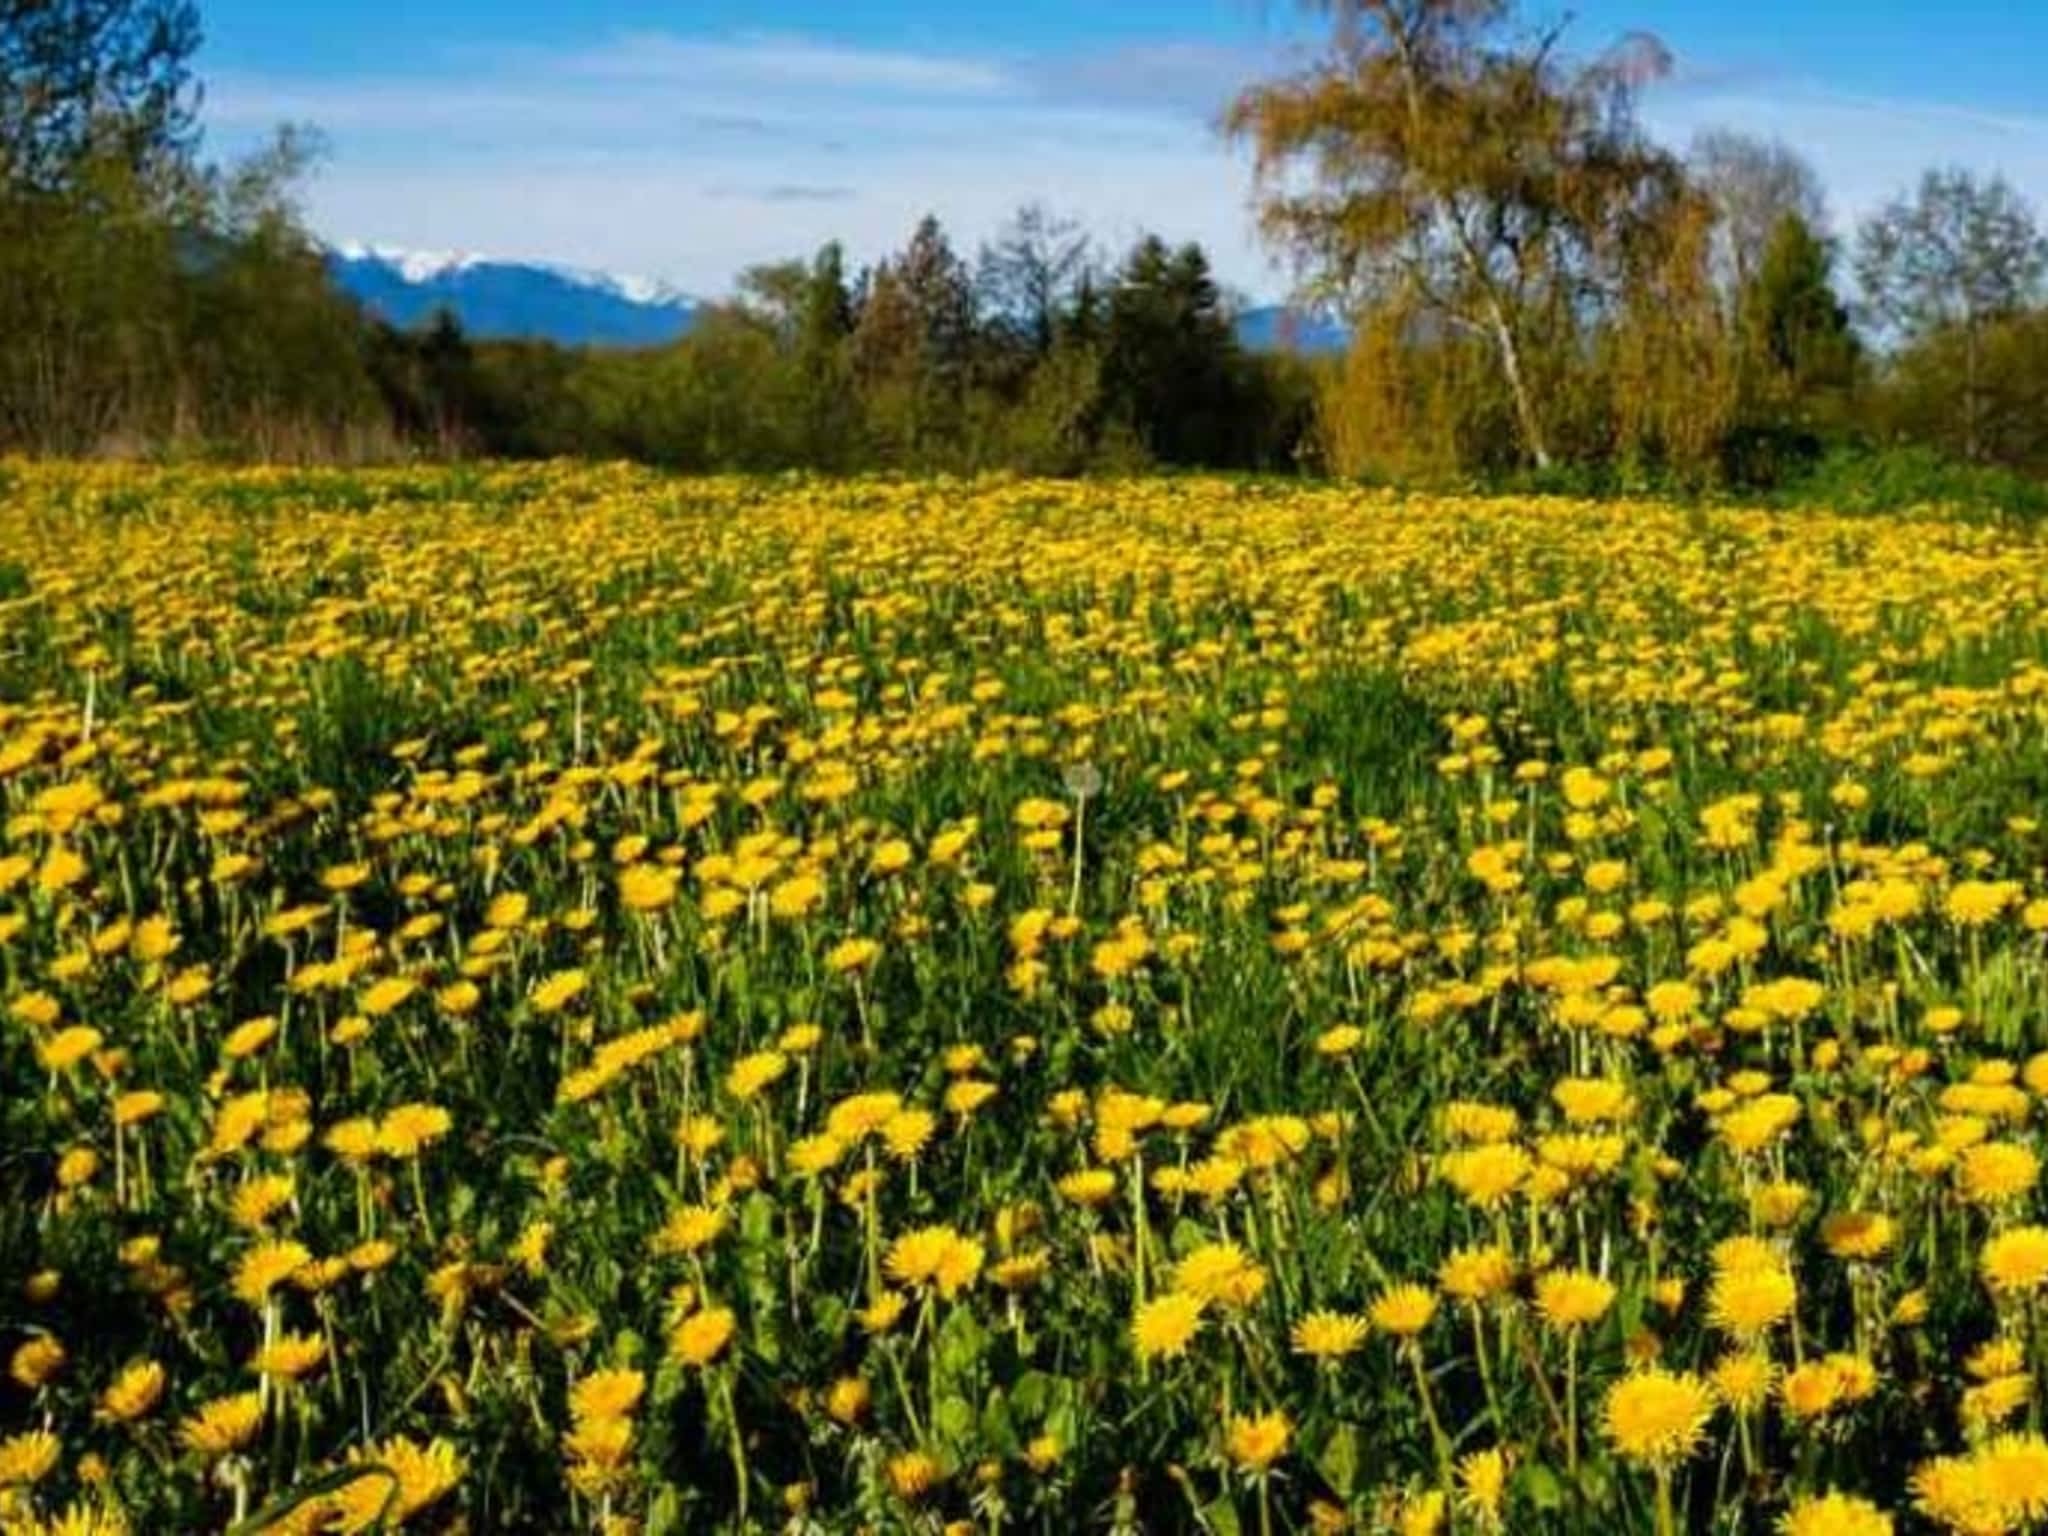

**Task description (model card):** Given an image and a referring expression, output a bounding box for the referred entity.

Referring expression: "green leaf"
[934,1393,977,1454]
[936,1304,988,1385]
[1045,1393,1079,1454]
[1316,1422,1363,1497]
[1574,1458,1614,1506]
[746,1300,783,1365]
[646,1486,683,1536]
[1517,1459,1566,1512]
[980,1386,1020,1457]
[1010,1369,1052,1421]
[740,1190,777,1247]
[651,1360,687,1410]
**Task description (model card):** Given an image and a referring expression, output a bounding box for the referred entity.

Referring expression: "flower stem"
[1408,1346,1454,1497]
[1565,1331,1580,1482]
[719,1370,749,1528]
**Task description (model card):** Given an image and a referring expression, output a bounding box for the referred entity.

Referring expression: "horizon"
[198,2,2048,304]
[319,241,1327,320]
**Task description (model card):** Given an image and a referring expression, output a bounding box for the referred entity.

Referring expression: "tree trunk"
[1449,203,1553,472]
[1964,319,1981,464]
[1490,307,1552,470]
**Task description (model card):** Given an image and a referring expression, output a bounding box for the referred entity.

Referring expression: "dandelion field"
[7,464,2048,1535]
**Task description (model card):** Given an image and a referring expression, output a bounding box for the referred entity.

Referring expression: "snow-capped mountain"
[327,245,700,348]
[327,243,1345,355]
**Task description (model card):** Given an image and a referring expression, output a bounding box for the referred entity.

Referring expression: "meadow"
[5,462,2048,1535]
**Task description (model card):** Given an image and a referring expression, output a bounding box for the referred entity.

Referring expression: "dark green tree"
[792,243,858,467]
[1101,236,1243,466]
[1709,212,1859,484]
[1749,216,1858,400]
[978,203,1093,360]
[851,216,979,466]
[1689,131,1828,299]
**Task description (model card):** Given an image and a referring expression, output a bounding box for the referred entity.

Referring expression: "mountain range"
[328,245,702,348]
[326,246,1344,354]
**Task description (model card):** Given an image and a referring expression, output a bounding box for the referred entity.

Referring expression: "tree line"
[417,213,1318,474]
[0,1,1313,472]
[6,0,2048,495]
[1229,0,2048,490]
[0,3,380,457]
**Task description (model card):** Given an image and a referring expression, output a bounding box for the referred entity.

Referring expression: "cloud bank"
[204,28,2048,301]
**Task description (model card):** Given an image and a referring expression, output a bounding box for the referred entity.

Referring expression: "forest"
[5,0,2048,498]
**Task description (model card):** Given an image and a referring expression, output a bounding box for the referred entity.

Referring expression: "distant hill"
[327,246,700,347]
[328,245,1346,354]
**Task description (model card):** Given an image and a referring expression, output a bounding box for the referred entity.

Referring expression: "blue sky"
[197,2,2048,298]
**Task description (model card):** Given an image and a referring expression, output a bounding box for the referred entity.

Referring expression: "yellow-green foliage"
[5,462,2048,1534]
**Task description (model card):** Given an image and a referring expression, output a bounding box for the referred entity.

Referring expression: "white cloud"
[1646,83,2048,237]
[208,28,2048,302]
[561,30,1015,96]
[296,142,1275,302]
[210,29,1278,297]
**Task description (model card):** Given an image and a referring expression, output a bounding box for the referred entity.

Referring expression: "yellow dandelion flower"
[1710,1351,1778,1415]
[1780,1360,1845,1422]
[529,968,589,1014]
[1709,1261,1799,1342]
[654,1203,728,1256]
[1172,1242,1267,1309]
[1224,1410,1292,1474]
[1821,1211,1895,1262]
[1534,1268,1617,1331]
[36,1025,102,1073]
[569,1369,645,1426]
[884,1225,983,1299]
[0,1428,61,1487]
[1779,1492,1892,1536]
[375,1103,451,1158]
[1131,1292,1205,1361]
[881,1108,938,1162]
[1371,1283,1439,1339]
[358,977,418,1017]
[1439,1245,1516,1303]
[97,1360,167,1423]
[824,1376,871,1425]
[1457,1445,1511,1528]
[618,862,680,912]
[250,1332,329,1382]
[1601,1368,1717,1467]
[232,1240,312,1306]
[1960,1142,2041,1205]
[668,1305,738,1367]
[331,1436,466,1531]
[885,1449,941,1500]
[177,1392,264,1460]
[725,1050,789,1100]
[1291,1310,1370,1361]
